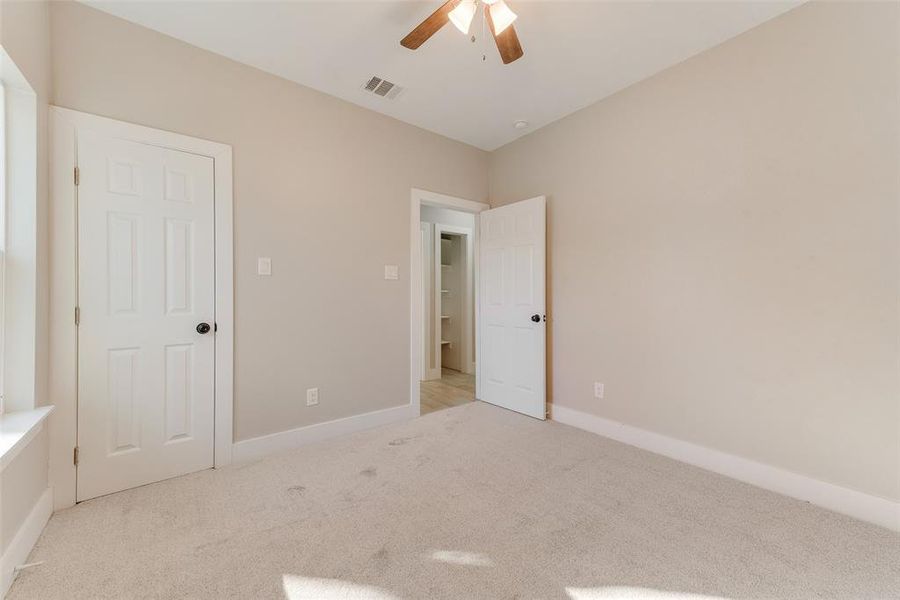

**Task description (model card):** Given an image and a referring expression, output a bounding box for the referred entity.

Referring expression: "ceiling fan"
[400,0,524,65]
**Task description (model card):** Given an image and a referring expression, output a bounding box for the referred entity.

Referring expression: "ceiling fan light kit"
[401,0,524,65]
[489,1,517,35]
[449,0,477,34]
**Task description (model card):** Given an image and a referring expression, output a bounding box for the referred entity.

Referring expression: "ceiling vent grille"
[361,76,404,100]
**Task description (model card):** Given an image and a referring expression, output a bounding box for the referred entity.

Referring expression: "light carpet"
[9,402,900,599]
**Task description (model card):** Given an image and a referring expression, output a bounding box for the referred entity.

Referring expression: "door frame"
[419,222,440,381]
[49,107,234,509]
[409,189,488,415]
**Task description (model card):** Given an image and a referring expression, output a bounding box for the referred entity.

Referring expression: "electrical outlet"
[594,382,604,399]
[384,265,399,280]
[306,387,319,406]
[257,257,272,276]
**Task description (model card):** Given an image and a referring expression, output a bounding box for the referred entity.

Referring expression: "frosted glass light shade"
[449,0,477,34]
[490,0,517,35]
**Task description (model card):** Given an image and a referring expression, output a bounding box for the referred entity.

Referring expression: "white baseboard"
[1,487,53,598]
[233,404,417,463]
[551,404,900,532]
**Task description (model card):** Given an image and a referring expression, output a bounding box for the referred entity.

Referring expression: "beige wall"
[489,1,900,502]
[50,1,488,442]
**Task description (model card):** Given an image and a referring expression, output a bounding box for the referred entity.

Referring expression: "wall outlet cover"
[594,382,604,399]
[384,265,399,280]
[306,387,319,406]
[257,257,272,276]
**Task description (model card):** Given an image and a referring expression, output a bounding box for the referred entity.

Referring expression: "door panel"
[478,196,546,419]
[77,130,216,501]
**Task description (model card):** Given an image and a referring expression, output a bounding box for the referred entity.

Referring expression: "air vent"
[374,80,394,96]
[364,76,382,92]
[361,76,404,100]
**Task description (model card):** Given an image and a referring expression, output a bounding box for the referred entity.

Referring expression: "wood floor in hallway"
[420,368,475,415]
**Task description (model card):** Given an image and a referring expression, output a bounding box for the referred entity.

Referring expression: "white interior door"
[76,129,216,501]
[478,196,546,419]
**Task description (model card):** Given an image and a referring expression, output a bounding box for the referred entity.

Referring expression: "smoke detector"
[361,76,404,100]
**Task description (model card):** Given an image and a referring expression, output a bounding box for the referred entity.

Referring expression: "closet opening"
[421,218,475,414]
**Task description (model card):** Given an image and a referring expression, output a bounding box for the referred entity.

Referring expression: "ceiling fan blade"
[486,9,524,64]
[400,0,456,50]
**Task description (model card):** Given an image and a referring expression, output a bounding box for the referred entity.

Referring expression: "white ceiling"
[83,1,801,151]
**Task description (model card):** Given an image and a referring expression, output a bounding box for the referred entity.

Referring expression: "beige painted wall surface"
[50,2,488,442]
[489,2,900,501]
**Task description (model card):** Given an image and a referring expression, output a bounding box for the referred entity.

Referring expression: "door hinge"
[73,446,80,466]
[74,166,80,186]
[75,306,80,326]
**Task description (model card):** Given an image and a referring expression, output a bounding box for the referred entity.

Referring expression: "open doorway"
[409,189,488,416]
[421,214,475,414]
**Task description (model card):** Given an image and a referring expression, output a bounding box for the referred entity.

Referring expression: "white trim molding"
[551,404,900,532]
[409,188,488,417]
[1,49,40,414]
[0,487,52,598]
[233,404,417,463]
[0,406,53,472]
[49,107,234,510]
[419,222,440,382]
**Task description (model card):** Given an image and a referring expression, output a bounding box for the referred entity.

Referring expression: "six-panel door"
[76,130,216,501]
[479,196,547,420]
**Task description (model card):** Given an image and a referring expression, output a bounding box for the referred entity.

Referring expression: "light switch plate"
[257,257,272,276]
[306,387,319,406]
[384,265,399,280]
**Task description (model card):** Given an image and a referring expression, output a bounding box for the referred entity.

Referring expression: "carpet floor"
[9,402,900,599]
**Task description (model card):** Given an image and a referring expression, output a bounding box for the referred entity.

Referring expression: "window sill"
[0,406,54,472]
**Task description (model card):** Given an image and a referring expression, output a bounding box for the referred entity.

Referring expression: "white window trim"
[0,405,53,472]
[0,47,40,416]
[0,81,6,416]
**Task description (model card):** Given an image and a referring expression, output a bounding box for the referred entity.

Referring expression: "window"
[0,84,5,414]
[0,48,39,414]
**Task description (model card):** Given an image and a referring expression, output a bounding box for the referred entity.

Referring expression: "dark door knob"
[531,314,541,323]
[196,322,211,334]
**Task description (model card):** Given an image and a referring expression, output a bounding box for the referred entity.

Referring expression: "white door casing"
[76,129,216,501]
[478,196,546,420]
[420,222,440,381]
